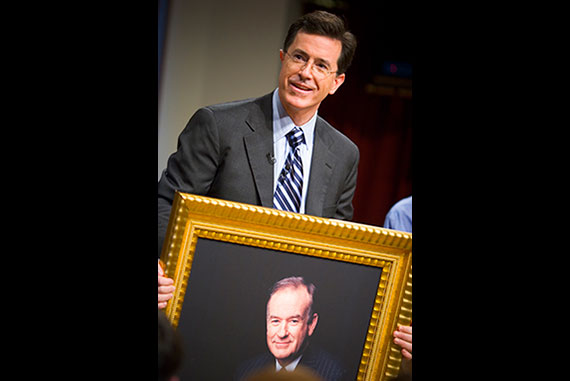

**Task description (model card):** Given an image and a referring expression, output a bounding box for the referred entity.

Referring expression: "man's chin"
[271,347,294,360]
[283,87,314,104]
[273,350,291,358]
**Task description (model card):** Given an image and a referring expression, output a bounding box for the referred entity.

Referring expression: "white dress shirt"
[271,88,316,214]
[275,355,303,372]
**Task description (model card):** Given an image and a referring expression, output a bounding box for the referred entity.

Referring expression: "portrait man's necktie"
[273,127,305,213]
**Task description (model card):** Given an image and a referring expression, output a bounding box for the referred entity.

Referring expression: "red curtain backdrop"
[319,83,412,228]
[307,2,413,228]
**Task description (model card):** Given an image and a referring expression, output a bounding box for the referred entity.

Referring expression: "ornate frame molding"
[160,192,412,380]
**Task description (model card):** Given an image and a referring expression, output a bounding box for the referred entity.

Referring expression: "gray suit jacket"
[158,92,359,255]
[234,344,348,381]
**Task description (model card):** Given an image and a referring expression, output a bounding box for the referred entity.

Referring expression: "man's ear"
[307,313,319,336]
[328,73,345,95]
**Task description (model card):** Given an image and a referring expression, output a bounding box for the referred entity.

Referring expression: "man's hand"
[158,260,175,309]
[393,324,412,359]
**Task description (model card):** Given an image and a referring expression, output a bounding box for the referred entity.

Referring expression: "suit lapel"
[305,118,335,217]
[243,93,275,208]
[243,96,336,215]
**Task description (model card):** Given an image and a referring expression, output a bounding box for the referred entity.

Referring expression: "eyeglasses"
[283,50,338,79]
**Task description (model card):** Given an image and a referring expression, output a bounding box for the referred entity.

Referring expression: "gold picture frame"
[160,192,412,380]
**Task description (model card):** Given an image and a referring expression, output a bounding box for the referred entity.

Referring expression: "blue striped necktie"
[273,127,305,213]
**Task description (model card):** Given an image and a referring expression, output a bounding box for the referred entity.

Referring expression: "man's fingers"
[158,285,175,294]
[158,292,173,303]
[158,276,174,286]
[393,325,412,356]
[393,330,412,344]
[394,336,412,351]
[158,260,172,310]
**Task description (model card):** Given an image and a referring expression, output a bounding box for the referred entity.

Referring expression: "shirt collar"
[272,88,316,147]
[275,355,303,372]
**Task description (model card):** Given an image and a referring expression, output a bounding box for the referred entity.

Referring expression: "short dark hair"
[283,10,357,75]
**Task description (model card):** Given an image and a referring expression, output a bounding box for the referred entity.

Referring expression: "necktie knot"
[286,127,305,150]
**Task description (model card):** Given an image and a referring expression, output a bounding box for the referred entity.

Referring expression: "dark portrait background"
[176,238,382,380]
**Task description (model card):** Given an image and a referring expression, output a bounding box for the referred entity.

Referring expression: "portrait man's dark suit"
[234,343,347,381]
[157,91,360,255]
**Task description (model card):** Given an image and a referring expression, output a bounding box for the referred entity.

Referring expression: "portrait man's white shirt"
[275,355,303,372]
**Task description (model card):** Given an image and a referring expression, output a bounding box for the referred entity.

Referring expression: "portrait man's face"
[266,285,318,365]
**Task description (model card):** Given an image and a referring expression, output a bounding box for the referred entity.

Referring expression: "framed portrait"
[160,192,412,381]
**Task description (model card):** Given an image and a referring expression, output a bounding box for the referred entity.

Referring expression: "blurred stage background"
[158,0,412,228]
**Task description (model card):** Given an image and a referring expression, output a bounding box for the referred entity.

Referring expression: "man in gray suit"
[158,11,359,308]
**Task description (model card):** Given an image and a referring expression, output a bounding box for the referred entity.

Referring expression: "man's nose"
[277,322,289,337]
[297,61,314,78]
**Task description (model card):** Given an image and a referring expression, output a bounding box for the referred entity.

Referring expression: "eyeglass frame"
[282,49,339,78]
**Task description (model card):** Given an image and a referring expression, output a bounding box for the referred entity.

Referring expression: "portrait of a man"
[235,276,347,381]
[173,238,383,380]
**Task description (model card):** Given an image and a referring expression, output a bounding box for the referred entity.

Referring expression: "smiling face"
[278,32,346,126]
[266,285,319,366]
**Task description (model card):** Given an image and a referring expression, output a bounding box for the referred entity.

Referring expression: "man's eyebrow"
[290,48,308,56]
[268,314,303,320]
[291,48,332,67]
